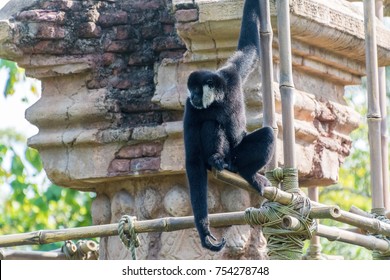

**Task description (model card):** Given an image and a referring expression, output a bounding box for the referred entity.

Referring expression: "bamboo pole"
[281,216,390,253]
[213,169,390,236]
[276,0,296,169]
[0,204,373,248]
[259,0,278,170]
[316,224,390,253]
[363,0,385,211]
[305,187,323,259]
[375,0,390,210]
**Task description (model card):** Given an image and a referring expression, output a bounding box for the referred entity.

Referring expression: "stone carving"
[163,186,190,217]
[137,187,162,219]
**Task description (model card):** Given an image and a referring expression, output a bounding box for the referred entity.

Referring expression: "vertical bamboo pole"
[363,0,385,211]
[307,187,322,259]
[375,0,390,210]
[276,0,296,169]
[259,0,277,170]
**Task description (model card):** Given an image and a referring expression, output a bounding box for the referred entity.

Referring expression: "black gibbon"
[183,0,276,252]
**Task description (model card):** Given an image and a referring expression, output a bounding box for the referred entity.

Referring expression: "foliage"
[0,60,94,251]
[317,73,390,260]
[0,129,94,251]
[0,59,38,97]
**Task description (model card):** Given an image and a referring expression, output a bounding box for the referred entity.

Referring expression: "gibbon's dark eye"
[206,79,214,87]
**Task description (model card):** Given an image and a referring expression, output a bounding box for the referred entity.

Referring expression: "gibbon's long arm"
[222,0,261,83]
[183,105,227,251]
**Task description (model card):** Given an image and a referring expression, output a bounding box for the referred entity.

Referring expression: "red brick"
[152,36,185,52]
[114,26,135,40]
[130,157,160,172]
[114,78,133,89]
[78,22,102,38]
[163,24,174,35]
[102,53,116,66]
[121,0,163,12]
[30,40,67,54]
[98,11,128,27]
[175,9,198,23]
[108,159,130,173]
[36,24,66,39]
[118,145,143,159]
[17,10,66,23]
[104,41,132,53]
[41,1,82,11]
[142,143,163,157]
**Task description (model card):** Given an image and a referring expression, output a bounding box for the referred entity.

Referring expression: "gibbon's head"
[187,70,225,109]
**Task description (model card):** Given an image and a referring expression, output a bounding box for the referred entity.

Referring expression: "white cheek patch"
[187,88,191,98]
[202,85,215,108]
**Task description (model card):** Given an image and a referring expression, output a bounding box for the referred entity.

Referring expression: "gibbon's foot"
[247,173,272,196]
[202,234,226,252]
[208,153,228,171]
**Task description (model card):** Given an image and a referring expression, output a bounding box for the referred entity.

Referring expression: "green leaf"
[45,184,63,201]
[0,59,25,97]
[25,147,43,172]
[10,154,24,176]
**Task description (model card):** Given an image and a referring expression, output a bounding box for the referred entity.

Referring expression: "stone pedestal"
[1,0,390,259]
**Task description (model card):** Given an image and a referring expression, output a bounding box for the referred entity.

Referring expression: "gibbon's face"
[187,71,224,109]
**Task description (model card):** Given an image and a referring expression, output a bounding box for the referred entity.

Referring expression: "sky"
[0,68,40,139]
[0,0,39,139]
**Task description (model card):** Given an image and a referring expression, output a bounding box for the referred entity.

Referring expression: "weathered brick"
[118,145,143,159]
[152,36,185,52]
[17,10,66,23]
[175,9,198,23]
[29,40,67,54]
[108,159,130,173]
[41,1,83,11]
[114,26,135,40]
[104,40,134,53]
[98,11,128,27]
[102,53,116,66]
[36,24,66,39]
[78,22,102,38]
[162,24,174,35]
[159,50,186,60]
[122,0,163,11]
[114,78,133,89]
[130,157,160,172]
[141,25,161,39]
[142,142,163,157]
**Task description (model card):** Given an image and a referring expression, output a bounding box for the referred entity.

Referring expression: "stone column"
[1,0,390,259]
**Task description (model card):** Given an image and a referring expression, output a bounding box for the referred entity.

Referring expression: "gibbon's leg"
[232,126,275,195]
[200,121,229,171]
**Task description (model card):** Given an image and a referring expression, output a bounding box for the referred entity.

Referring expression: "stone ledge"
[175,0,390,67]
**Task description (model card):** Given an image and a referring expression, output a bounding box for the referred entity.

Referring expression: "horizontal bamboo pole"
[1,171,389,248]
[316,224,390,253]
[349,205,372,218]
[309,206,341,219]
[212,169,294,205]
[213,169,390,236]
[281,216,390,253]
[0,206,358,248]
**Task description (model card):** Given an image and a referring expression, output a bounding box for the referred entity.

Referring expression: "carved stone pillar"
[1,0,390,259]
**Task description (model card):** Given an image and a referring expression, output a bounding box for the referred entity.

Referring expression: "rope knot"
[118,215,140,260]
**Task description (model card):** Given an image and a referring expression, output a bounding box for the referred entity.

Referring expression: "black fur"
[183,0,276,252]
